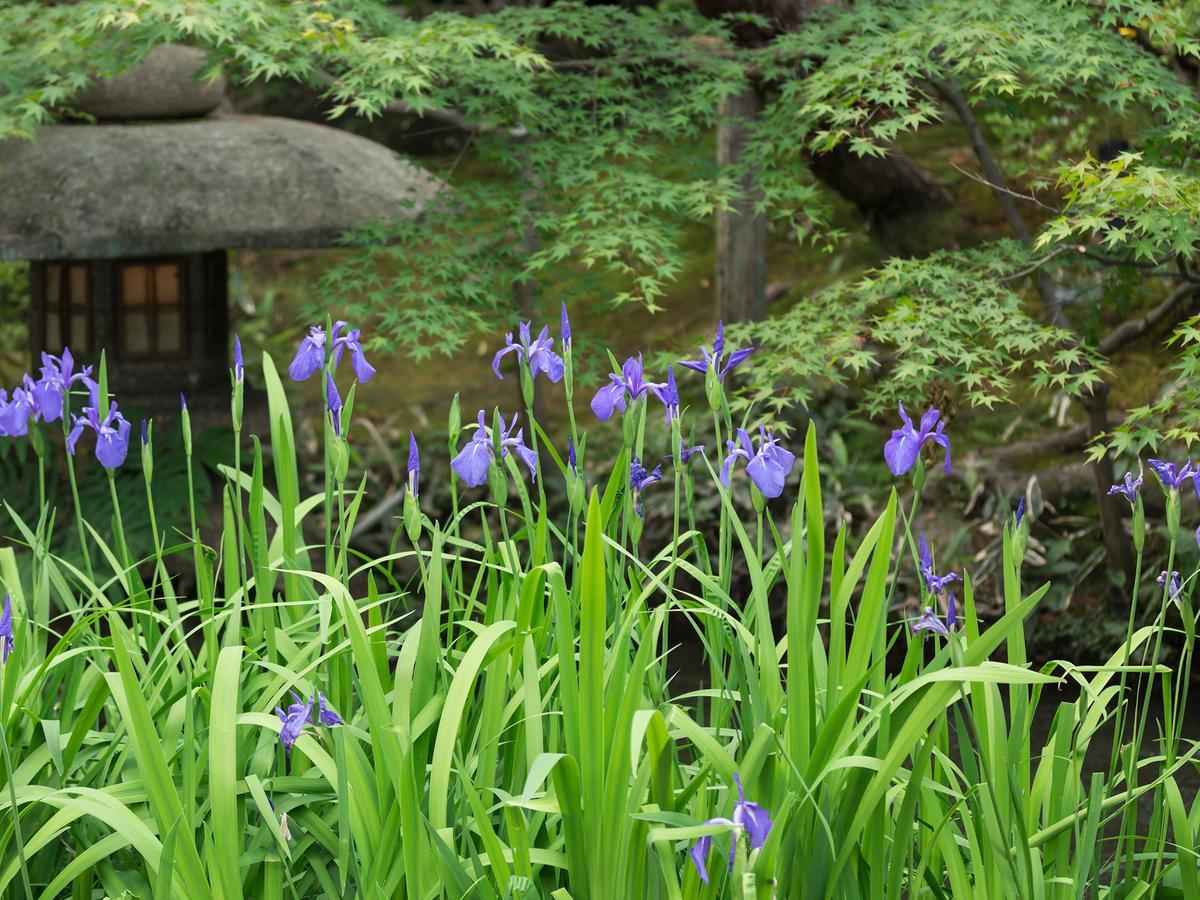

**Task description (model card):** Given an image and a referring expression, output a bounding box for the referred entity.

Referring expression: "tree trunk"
[715,84,767,323]
[806,143,952,223]
[1084,384,1136,582]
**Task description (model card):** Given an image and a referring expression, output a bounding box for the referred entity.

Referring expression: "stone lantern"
[0,45,439,410]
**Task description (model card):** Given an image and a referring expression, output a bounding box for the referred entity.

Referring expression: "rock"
[72,44,227,121]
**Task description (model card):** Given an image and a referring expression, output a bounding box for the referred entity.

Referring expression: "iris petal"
[451,440,493,488]
[350,346,376,383]
[883,428,921,476]
[590,382,627,421]
[289,336,324,382]
[689,836,712,884]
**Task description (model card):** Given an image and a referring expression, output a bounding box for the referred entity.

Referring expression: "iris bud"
[403,491,421,544]
[570,472,585,512]
[911,456,927,493]
[332,438,350,483]
[491,409,505,462]
[232,379,244,432]
[141,421,153,484]
[488,462,508,507]
[1132,496,1146,553]
[520,366,535,410]
[1012,519,1026,566]
[180,398,193,457]
[622,402,638,447]
[27,422,44,459]
[448,393,462,450]
[1168,490,1181,537]
[705,367,724,412]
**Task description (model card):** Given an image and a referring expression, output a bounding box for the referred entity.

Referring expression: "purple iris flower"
[180,393,187,411]
[325,374,342,436]
[450,410,538,487]
[567,438,578,474]
[141,419,149,446]
[289,321,375,383]
[1104,472,1142,508]
[233,334,244,382]
[407,432,420,495]
[0,386,34,437]
[1107,472,1143,505]
[719,426,796,499]
[315,692,344,726]
[0,595,13,665]
[561,303,572,348]
[913,606,950,636]
[67,404,131,469]
[492,321,564,383]
[31,349,94,423]
[591,355,667,421]
[1157,570,1183,601]
[659,366,681,424]
[1148,459,1198,498]
[680,441,705,464]
[918,534,960,596]
[1015,497,1025,526]
[679,321,753,382]
[284,690,343,728]
[630,456,663,518]
[333,327,376,383]
[275,694,313,754]
[884,403,951,477]
[688,774,773,884]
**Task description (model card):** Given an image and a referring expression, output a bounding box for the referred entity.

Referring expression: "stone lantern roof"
[0,116,442,260]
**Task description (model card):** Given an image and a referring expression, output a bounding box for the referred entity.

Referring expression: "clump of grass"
[0,320,1195,899]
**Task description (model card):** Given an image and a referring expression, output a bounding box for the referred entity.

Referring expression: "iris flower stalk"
[0,637,31,898]
[402,432,422,545]
[179,391,213,667]
[1099,468,1147,806]
[1113,523,1176,883]
[225,334,251,609]
[138,421,184,628]
[323,374,351,578]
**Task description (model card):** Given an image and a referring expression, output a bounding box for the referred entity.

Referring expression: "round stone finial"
[73,44,227,121]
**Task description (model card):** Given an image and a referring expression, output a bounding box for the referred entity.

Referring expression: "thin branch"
[948,162,1059,212]
[314,69,528,138]
[1080,248,1200,282]
[930,76,1032,244]
[998,246,1071,282]
[1097,283,1200,357]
